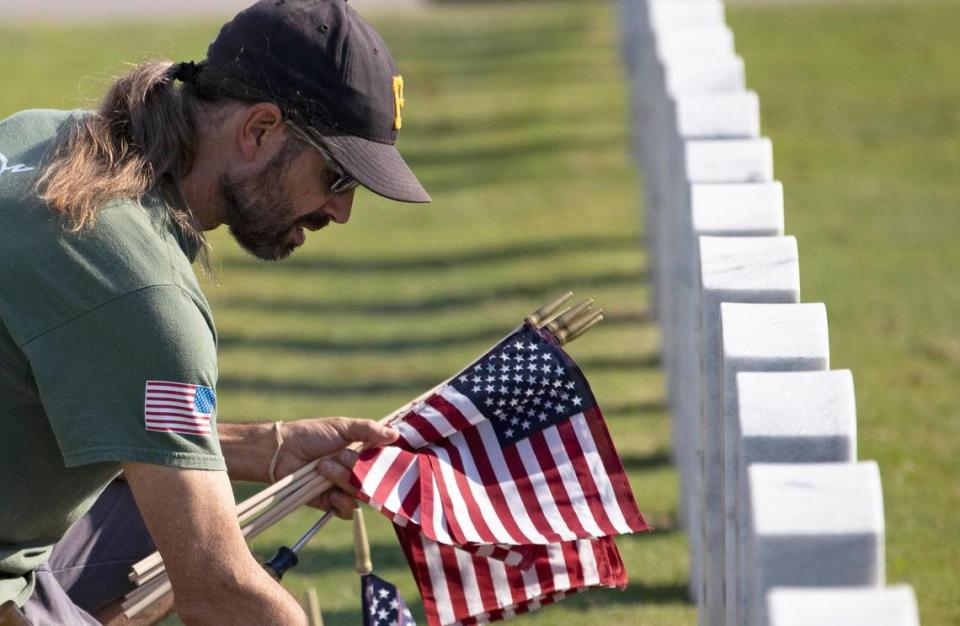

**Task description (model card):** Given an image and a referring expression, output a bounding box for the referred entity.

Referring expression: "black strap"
[171,61,202,83]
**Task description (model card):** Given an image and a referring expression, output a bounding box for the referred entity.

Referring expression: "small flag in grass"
[362,572,417,626]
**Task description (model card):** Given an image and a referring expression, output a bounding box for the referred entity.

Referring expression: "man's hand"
[219,417,398,519]
[273,417,398,518]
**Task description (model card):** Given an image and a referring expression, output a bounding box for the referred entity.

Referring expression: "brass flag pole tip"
[566,308,603,337]
[527,291,574,326]
[547,299,595,334]
[565,312,604,344]
[352,509,373,576]
[542,306,573,332]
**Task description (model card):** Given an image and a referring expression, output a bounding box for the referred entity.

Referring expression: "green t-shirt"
[0,109,226,606]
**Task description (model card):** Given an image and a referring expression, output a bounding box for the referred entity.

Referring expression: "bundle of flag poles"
[122,293,649,624]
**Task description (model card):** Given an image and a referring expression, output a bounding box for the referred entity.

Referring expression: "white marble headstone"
[653,25,735,63]
[646,0,726,32]
[685,138,774,184]
[664,55,746,96]
[691,182,784,236]
[674,188,785,603]
[747,462,886,626]
[696,239,800,625]
[767,586,919,626]
[675,92,761,139]
[720,303,832,625]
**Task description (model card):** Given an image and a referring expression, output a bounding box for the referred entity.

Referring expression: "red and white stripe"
[352,384,647,551]
[394,387,486,450]
[399,527,627,626]
[144,380,212,436]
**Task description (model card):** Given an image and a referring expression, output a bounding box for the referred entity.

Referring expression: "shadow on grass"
[561,580,691,609]
[218,375,441,397]
[409,145,627,195]
[385,5,595,68]
[220,234,638,274]
[619,449,672,473]
[601,399,667,419]
[313,580,690,625]
[579,353,660,371]
[215,269,645,316]
[407,102,620,140]
[218,326,656,359]
[266,541,411,578]
[401,131,624,170]
[218,326,507,355]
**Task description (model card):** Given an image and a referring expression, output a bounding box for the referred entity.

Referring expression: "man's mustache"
[298,212,331,231]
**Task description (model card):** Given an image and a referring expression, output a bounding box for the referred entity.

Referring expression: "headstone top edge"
[748,461,884,534]
[766,585,919,626]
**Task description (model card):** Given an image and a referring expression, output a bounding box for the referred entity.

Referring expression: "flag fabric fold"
[397,526,627,626]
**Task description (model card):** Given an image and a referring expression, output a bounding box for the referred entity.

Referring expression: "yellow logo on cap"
[392,75,405,130]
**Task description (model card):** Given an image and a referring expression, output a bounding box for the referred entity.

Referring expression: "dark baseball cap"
[206,0,430,203]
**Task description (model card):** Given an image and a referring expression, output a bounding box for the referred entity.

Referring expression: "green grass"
[1,0,957,624]
[727,3,960,624]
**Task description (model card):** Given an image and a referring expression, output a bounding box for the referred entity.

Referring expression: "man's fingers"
[333,418,399,447]
[305,490,356,519]
[334,448,359,468]
[328,491,357,520]
[307,493,332,510]
[316,456,360,497]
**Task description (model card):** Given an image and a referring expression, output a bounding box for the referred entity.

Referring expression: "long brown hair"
[36,62,197,235]
[35,60,276,252]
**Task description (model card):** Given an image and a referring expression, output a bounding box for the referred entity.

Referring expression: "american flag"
[351,323,647,624]
[398,527,626,626]
[143,380,215,436]
[362,572,417,626]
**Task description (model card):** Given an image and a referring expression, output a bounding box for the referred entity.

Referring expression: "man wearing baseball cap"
[0,1,425,623]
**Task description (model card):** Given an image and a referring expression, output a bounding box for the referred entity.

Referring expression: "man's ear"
[236,102,285,162]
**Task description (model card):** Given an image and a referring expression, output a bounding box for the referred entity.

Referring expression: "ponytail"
[36,61,198,238]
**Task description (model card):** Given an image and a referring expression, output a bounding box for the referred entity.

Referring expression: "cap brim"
[321,134,431,203]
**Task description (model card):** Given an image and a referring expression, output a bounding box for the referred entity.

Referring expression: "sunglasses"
[285,122,360,195]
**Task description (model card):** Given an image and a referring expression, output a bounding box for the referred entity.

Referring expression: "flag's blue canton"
[362,573,417,626]
[449,326,595,446]
[193,386,216,414]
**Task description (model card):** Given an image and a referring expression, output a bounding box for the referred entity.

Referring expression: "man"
[0,0,430,623]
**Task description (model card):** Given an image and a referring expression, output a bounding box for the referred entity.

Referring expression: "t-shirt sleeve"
[20,284,225,470]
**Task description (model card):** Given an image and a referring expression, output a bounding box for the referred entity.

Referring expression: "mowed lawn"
[0,1,957,624]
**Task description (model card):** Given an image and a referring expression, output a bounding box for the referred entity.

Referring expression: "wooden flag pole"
[305,588,324,626]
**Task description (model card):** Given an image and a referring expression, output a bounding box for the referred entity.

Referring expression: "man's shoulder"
[0,108,76,132]
[0,109,209,345]
[0,194,207,347]
[0,108,78,162]
[0,108,76,135]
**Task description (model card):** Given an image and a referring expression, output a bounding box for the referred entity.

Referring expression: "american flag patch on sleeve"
[144,380,216,436]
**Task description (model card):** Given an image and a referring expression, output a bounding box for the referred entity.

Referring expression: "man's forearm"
[176,562,306,626]
[123,463,307,625]
[218,422,276,483]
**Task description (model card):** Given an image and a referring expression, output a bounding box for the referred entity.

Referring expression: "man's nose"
[327,189,354,224]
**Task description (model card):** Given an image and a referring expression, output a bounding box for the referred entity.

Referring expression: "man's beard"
[220,141,326,261]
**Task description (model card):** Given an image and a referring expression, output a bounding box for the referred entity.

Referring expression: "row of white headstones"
[618,1,921,625]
